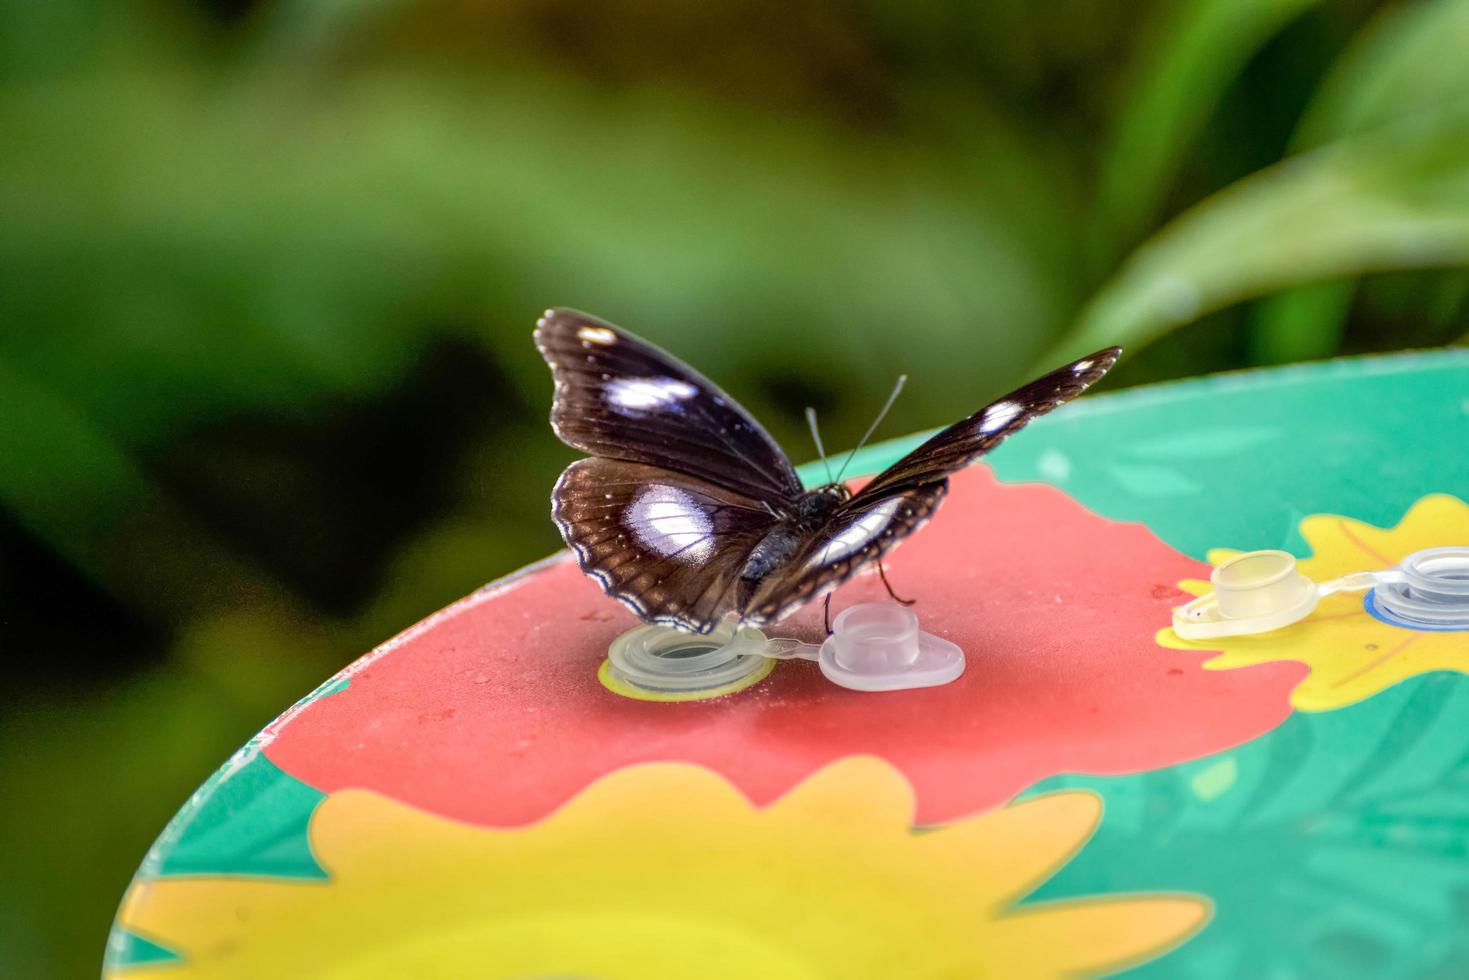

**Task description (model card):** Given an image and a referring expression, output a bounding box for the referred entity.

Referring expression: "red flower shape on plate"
[265,467,1303,825]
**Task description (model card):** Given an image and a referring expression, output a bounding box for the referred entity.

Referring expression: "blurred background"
[2,0,1467,974]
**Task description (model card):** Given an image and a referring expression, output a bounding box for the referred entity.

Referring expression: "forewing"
[552,458,779,633]
[536,308,803,503]
[743,483,948,626]
[856,347,1120,499]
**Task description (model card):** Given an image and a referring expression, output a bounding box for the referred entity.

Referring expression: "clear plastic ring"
[1368,546,1469,630]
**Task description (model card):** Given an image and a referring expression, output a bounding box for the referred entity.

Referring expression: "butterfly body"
[737,484,852,599]
[537,308,1118,634]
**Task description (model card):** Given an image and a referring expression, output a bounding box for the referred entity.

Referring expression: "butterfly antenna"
[833,374,906,485]
[805,406,835,485]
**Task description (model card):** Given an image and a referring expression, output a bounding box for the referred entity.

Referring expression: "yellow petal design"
[1159,495,1469,711]
[113,757,1208,979]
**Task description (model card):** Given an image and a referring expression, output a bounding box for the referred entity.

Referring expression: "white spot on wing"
[1073,359,1092,372]
[577,326,617,345]
[980,400,1022,434]
[809,498,901,566]
[608,376,699,411]
[629,485,714,562]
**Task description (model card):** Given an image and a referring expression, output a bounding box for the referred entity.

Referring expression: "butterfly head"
[819,482,854,503]
[793,482,854,526]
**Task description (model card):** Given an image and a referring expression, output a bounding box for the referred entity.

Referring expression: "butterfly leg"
[878,561,916,606]
[823,593,833,636]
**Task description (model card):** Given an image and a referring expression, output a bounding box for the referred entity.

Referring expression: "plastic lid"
[1172,551,1320,639]
[818,603,965,692]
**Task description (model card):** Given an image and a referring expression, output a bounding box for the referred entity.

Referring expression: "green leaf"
[1041,120,1469,367]
[1294,0,1469,151]
[1092,0,1323,259]
[1252,0,1469,361]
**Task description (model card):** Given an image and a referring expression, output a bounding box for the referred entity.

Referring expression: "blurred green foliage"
[1,0,1466,974]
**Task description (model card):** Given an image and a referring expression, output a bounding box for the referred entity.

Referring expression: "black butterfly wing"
[553,458,780,633]
[743,347,1120,624]
[855,347,1121,499]
[536,308,804,504]
[742,484,948,626]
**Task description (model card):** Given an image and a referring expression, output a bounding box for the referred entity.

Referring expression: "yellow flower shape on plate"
[114,758,1207,979]
[1159,494,1469,712]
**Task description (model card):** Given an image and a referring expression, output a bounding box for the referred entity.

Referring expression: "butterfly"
[537,308,1119,634]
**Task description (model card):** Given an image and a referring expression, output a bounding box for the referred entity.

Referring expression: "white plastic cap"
[1172,550,1319,639]
[818,602,965,692]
